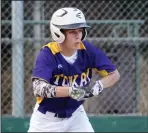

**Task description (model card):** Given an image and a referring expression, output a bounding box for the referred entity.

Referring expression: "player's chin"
[74,42,81,48]
[73,45,79,50]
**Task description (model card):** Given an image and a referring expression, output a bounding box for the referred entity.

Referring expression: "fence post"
[12,1,24,117]
[135,43,140,113]
[34,1,41,57]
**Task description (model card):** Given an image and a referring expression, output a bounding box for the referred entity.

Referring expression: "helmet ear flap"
[50,24,65,43]
[81,28,87,41]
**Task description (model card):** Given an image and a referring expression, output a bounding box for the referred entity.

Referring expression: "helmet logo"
[76,12,82,19]
[56,9,68,17]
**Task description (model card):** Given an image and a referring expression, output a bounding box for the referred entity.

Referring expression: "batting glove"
[69,86,86,101]
[90,80,104,96]
[69,80,103,100]
[78,80,103,98]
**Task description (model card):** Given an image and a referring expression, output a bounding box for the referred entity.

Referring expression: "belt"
[54,112,71,118]
[37,106,72,118]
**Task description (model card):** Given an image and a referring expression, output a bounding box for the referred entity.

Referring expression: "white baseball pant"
[28,103,94,132]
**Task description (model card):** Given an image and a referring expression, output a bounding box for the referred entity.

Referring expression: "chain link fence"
[1,1,148,116]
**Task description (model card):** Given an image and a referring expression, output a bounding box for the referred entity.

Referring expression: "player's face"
[63,28,83,50]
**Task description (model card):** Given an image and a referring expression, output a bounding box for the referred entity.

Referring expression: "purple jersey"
[32,41,116,118]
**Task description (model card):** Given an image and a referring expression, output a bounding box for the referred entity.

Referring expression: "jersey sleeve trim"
[36,97,43,104]
[94,68,116,77]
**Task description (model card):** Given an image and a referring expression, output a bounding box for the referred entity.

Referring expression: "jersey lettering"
[54,68,91,87]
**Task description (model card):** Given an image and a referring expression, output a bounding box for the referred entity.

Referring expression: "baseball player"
[28,7,120,132]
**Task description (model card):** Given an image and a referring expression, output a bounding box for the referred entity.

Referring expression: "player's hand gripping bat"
[69,80,103,101]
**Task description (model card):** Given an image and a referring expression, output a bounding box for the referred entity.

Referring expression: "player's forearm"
[100,69,120,88]
[55,86,70,97]
[32,78,70,98]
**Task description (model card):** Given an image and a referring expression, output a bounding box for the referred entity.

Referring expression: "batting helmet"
[50,7,90,43]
